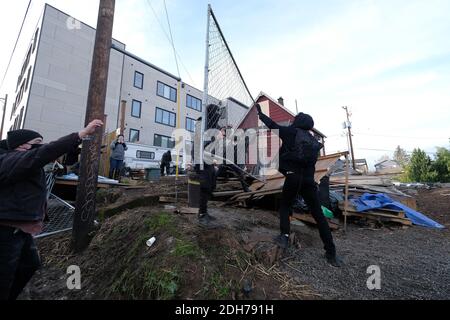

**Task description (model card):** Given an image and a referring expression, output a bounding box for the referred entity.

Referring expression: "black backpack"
[281,129,323,165]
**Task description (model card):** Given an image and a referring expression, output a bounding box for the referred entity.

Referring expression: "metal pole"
[343,106,356,170]
[175,81,180,178]
[72,0,115,252]
[344,152,350,233]
[0,94,8,139]
[199,4,211,170]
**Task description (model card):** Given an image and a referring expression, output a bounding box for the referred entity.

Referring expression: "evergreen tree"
[431,147,450,182]
[393,145,410,167]
[406,148,437,182]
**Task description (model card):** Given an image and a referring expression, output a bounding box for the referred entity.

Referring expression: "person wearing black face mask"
[0,120,103,300]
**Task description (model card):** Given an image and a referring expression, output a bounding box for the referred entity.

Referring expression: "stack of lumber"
[228,152,348,205]
[330,174,392,187]
[338,202,412,226]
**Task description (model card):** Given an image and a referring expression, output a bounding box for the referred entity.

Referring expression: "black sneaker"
[274,234,289,249]
[325,252,344,267]
[198,212,216,221]
[198,213,218,228]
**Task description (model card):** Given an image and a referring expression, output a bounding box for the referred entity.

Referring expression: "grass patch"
[172,238,202,258]
[142,267,180,299]
[204,272,233,299]
[145,212,176,234]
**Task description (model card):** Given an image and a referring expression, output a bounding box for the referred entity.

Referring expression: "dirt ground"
[20,185,450,300]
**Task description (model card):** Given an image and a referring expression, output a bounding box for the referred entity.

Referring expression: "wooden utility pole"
[72,0,115,252]
[342,106,356,170]
[119,100,126,134]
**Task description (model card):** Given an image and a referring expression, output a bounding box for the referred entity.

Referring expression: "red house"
[236,92,326,172]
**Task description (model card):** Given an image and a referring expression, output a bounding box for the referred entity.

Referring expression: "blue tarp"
[350,193,444,229]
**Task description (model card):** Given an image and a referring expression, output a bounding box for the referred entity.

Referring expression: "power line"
[355,147,435,155]
[352,132,449,140]
[163,0,180,78]
[145,0,196,85]
[0,0,32,91]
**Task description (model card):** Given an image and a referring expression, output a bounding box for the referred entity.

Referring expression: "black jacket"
[0,133,81,222]
[258,112,315,173]
[161,151,172,164]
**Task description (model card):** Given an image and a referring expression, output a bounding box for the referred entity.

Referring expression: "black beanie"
[7,129,43,150]
[292,112,314,130]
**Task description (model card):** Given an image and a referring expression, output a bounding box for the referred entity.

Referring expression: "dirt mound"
[25,197,318,300]
[415,187,450,230]
[22,184,450,300]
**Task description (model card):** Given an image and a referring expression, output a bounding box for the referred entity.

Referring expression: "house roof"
[374,159,400,167]
[235,91,327,138]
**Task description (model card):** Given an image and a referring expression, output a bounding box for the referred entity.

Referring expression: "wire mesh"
[35,162,74,238]
[206,8,254,111]
[35,195,74,238]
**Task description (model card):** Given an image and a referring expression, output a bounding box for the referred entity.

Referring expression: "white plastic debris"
[146,236,156,247]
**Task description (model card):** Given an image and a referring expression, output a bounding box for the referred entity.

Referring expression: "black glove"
[255,103,262,115]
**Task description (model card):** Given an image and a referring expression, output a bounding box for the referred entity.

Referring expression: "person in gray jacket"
[109,134,127,179]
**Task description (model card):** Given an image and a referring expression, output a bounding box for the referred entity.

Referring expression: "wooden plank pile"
[338,202,412,226]
[227,152,348,205]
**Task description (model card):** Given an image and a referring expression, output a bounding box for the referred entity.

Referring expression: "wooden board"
[175,207,198,214]
[212,190,243,197]
[338,203,406,218]
[54,179,126,188]
[292,213,340,230]
[159,196,187,203]
[344,211,412,226]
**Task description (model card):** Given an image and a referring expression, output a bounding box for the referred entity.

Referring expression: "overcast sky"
[0,0,449,168]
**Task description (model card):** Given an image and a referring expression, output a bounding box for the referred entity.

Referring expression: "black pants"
[0,226,41,300]
[198,164,217,215]
[280,167,336,255]
[160,163,170,176]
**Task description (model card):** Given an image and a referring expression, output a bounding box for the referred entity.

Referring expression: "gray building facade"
[4,4,248,150]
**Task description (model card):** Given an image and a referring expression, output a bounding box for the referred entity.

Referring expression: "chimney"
[278,97,284,106]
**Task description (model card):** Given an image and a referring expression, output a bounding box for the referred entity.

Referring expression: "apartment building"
[3,4,248,151]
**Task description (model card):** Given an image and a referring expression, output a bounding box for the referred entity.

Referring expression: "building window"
[186,94,202,112]
[157,81,177,102]
[136,150,155,159]
[134,71,143,89]
[131,99,141,118]
[33,28,39,52]
[154,134,175,148]
[129,129,140,142]
[18,107,24,129]
[25,66,32,92]
[186,117,196,132]
[155,107,176,127]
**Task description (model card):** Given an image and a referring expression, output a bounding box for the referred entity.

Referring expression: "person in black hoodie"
[0,119,103,300]
[160,150,172,176]
[256,104,343,267]
[0,140,8,154]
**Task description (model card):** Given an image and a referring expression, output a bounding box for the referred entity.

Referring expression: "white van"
[123,143,184,172]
